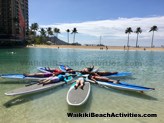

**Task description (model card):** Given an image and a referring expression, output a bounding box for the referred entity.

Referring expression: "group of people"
[24,65,120,89]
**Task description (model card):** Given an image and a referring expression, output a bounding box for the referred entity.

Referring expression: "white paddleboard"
[66,82,91,106]
[5,82,65,96]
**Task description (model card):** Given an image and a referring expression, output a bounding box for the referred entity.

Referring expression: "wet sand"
[27,44,164,51]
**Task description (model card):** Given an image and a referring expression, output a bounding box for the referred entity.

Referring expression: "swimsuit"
[49,77,60,83]
[47,75,64,83]
[57,75,64,81]
[78,77,84,81]
[53,69,63,75]
[44,73,53,77]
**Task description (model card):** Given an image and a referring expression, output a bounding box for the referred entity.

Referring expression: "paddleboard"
[67,82,91,106]
[88,79,154,92]
[37,67,53,73]
[5,82,65,96]
[99,72,132,78]
[59,65,72,72]
[1,74,47,80]
[5,76,73,96]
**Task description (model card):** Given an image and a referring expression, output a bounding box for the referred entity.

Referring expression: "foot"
[74,85,78,90]
[113,80,120,84]
[80,86,84,90]
[23,74,28,77]
[95,81,98,84]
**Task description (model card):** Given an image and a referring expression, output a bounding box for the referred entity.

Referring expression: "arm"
[39,77,52,84]
[90,76,98,84]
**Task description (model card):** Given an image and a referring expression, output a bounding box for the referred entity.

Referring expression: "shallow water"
[0,48,164,123]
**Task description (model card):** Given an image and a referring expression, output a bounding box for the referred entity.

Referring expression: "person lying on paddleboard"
[65,65,94,74]
[95,71,118,76]
[23,70,65,78]
[88,73,120,84]
[77,66,117,75]
[74,77,86,90]
[38,74,65,86]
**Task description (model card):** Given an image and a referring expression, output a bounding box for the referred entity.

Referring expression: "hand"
[94,81,98,84]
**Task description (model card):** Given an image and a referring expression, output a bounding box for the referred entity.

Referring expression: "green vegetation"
[125,26,158,47]
[149,25,158,48]
[71,28,78,44]
[27,23,158,47]
[134,27,142,47]
[28,23,79,45]
[66,29,70,43]
[125,27,133,47]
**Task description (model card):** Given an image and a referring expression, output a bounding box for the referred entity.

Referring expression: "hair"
[87,66,94,72]
[66,68,73,71]
[88,74,92,79]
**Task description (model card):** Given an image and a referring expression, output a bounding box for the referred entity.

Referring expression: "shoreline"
[27,44,164,51]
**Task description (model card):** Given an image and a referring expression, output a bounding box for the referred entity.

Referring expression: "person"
[80,66,94,74]
[38,74,65,86]
[53,69,65,75]
[64,66,76,74]
[74,65,94,75]
[24,72,53,78]
[64,65,94,74]
[95,71,118,76]
[24,69,65,78]
[44,67,63,74]
[74,77,85,90]
[88,73,120,84]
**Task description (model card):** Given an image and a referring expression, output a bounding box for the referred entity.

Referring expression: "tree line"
[125,26,158,48]
[28,23,78,44]
[28,23,158,47]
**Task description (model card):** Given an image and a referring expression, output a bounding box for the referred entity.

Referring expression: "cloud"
[40,16,164,46]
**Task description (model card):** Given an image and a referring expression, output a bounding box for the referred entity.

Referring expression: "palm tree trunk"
[136,33,139,47]
[151,31,154,48]
[73,33,76,43]
[67,32,69,43]
[127,33,130,47]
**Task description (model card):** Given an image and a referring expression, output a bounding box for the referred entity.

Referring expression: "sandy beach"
[27,44,164,51]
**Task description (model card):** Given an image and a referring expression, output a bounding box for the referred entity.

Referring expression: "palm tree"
[66,29,70,43]
[149,25,158,48]
[39,28,46,37]
[71,28,78,43]
[134,27,142,47]
[53,28,60,38]
[30,23,39,36]
[39,28,47,44]
[125,27,133,47]
[47,27,53,37]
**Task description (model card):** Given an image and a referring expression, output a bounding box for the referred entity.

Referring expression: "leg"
[74,80,80,89]
[97,72,118,76]
[107,79,120,84]
[95,76,120,84]
[42,79,51,86]
[24,73,45,77]
[79,80,84,90]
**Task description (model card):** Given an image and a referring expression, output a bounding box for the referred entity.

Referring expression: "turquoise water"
[0,48,164,123]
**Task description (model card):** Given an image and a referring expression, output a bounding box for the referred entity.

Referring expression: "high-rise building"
[0,0,28,46]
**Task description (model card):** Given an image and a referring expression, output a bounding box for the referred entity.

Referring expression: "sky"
[29,0,164,46]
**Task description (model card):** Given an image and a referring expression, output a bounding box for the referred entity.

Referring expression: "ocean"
[0,48,164,123]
